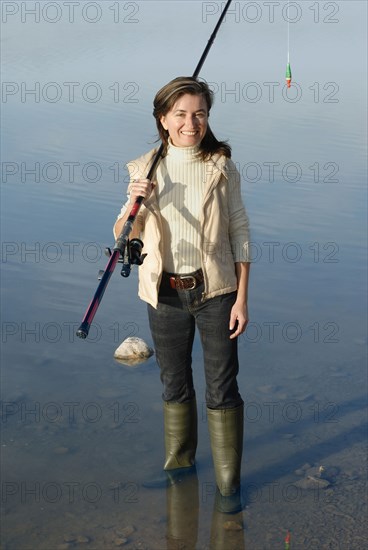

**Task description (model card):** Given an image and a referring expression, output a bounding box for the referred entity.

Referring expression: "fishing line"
[287,0,290,63]
[285,0,292,88]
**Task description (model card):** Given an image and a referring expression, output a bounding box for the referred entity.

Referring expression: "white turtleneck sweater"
[156,142,207,274]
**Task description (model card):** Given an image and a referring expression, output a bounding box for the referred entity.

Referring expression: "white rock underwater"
[114,337,154,366]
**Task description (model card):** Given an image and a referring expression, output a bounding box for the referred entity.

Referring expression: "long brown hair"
[153,76,231,160]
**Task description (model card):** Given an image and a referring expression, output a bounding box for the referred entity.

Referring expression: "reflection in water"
[209,504,246,550]
[165,472,246,550]
[166,473,199,549]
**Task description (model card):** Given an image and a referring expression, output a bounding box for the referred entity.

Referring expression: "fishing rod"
[76,0,233,339]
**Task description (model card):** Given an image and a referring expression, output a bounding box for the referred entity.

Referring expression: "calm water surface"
[1,1,367,548]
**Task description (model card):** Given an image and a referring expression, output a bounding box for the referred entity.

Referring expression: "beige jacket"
[116,148,251,308]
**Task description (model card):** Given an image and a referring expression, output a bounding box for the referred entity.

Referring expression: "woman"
[114,76,251,511]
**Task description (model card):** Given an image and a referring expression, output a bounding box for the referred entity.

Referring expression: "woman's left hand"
[229,301,249,339]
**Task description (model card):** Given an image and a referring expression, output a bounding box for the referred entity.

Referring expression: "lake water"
[1,1,367,548]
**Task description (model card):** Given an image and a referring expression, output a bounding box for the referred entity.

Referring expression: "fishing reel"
[98,239,146,280]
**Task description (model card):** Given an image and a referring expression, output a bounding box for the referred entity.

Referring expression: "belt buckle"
[180,275,196,290]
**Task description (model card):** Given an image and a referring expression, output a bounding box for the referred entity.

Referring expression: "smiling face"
[160,93,208,148]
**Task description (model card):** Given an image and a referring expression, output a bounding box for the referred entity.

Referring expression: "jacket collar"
[128,147,230,212]
[129,147,229,177]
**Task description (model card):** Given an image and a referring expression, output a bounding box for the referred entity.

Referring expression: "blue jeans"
[147,274,243,410]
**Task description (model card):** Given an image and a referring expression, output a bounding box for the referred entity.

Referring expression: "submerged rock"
[63,534,77,543]
[113,537,128,546]
[294,476,331,490]
[76,535,91,543]
[293,463,338,490]
[115,525,135,538]
[114,337,154,366]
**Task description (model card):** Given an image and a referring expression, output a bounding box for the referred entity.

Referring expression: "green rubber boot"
[207,405,244,512]
[164,399,198,470]
[143,399,198,489]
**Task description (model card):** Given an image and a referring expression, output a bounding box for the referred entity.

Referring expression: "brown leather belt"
[166,269,204,291]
